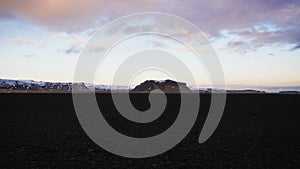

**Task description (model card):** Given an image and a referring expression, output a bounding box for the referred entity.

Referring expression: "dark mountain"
[131,80,192,93]
[226,89,266,94]
[279,91,300,94]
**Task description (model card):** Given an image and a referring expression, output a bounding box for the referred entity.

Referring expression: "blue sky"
[0,0,299,87]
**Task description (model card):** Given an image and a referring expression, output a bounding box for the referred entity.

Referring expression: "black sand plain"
[0,93,299,168]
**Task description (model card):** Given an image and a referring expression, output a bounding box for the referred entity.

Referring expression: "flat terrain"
[0,93,299,168]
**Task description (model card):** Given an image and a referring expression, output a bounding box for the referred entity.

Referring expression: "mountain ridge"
[0,79,130,92]
[1,78,298,94]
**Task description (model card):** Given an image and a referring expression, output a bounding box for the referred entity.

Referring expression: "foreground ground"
[0,93,299,168]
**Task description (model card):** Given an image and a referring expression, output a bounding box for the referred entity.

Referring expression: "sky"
[0,0,300,87]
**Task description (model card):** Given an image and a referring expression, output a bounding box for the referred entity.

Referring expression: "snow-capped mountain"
[84,83,131,91]
[0,79,131,92]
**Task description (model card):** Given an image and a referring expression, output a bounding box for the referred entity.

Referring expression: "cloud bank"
[1,0,300,51]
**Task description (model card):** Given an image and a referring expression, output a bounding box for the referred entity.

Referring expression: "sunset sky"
[0,0,300,87]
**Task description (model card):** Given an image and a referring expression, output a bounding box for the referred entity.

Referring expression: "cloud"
[291,45,300,51]
[72,37,86,46]
[0,11,15,19]
[44,33,69,41]
[65,46,81,54]
[89,44,109,53]
[220,23,300,52]
[151,39,166,47]
[1,0,298,32]
[8,38,35,45]
[59,46,81,54]
[1,0,300,51]
[58,36,87,54]
[24,53,36,58]
[0,0,155,31]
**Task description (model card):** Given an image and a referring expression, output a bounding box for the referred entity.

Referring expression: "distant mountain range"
[0,78,299,94]
[0,79,131,93]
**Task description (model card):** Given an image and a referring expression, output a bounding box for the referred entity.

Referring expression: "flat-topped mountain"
[278,91,300,94]
[131,80,192,93]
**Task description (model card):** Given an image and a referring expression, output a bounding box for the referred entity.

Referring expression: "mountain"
[278,91,300,94]
[0,79,193,93]
[0,79,72,91]
[226,89,266,94]
[0,79,130,92]
[3,78,296,94]
[131,80,192,93]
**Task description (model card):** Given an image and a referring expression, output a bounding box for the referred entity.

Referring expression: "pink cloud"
[0,0,299,34]
[8,38,35,45]
[0,0,162,31]
[44,33,69,41]
[1,0,300,50]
